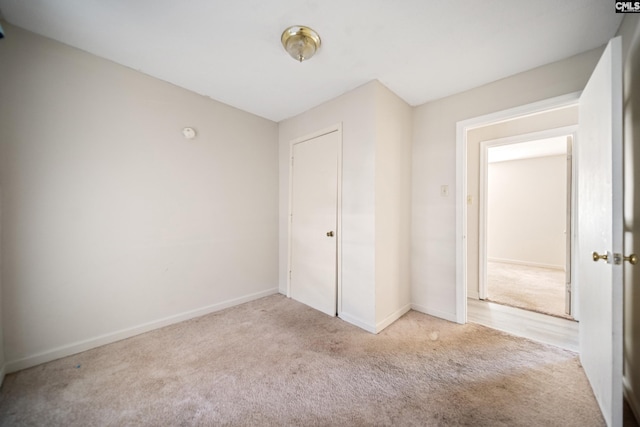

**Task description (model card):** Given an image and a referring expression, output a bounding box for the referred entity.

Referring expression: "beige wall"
[0,23,279,371]
[279,80,412,332]
[618,14,640,420]
[412,48,602,321]
[374,84,412,328]
[487,155,567,268]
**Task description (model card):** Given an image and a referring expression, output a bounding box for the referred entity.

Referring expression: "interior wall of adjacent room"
[465,108,577,299]
[0,23,279,370]
[411,48,602,321]
[487,154,567,269]
[618,13,640,421]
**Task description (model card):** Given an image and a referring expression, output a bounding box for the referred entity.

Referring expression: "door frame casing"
[477,126,578,318]
[455,93,581,324]
[287,123,343,315]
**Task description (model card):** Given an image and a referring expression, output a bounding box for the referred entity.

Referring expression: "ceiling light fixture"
[281,26,321,62]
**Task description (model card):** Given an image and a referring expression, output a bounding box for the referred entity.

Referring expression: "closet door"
[289,130,340,316]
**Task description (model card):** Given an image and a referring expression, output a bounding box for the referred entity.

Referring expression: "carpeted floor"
[0,294,603,426]
[486,261,570,318]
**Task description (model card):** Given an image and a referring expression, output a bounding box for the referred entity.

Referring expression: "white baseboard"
[5,288,279,374]
[468,290,480,300]
[411,303,458,323]
[624,376,640,423]
[488,257,564,270]
[339,312,376,334]
[376,304,411,333]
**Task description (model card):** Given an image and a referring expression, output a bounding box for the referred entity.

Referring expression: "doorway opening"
[480,133,575,320]
[455,93,581,349]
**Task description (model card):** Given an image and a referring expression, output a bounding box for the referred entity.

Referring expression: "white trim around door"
[455,93,581,324]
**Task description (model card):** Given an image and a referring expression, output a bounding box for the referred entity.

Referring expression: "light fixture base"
[281,25,321,62]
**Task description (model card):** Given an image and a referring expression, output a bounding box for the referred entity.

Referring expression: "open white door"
[577,37,623,427]
[289,130,340,317]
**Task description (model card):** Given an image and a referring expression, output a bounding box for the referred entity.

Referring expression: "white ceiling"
[0,1,623,122]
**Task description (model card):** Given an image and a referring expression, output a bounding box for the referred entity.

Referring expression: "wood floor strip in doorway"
[468,298,579,352]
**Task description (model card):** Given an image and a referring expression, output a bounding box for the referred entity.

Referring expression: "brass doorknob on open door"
[326,231,334,237]
[592,251,608,262]
[593,251,638,265]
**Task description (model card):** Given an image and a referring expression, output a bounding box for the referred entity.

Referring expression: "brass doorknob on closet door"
[592,251,608,262]
[326,231,334,237]
[625,254,638,265]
